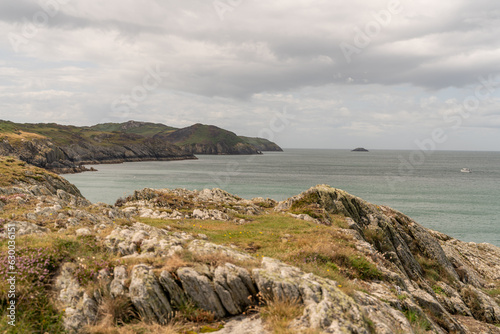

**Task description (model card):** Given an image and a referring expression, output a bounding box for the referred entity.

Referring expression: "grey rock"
[410,288,466,333]
[461,285,500,324]
[214,263,257,315]
[177,266,226,318]
[434,282,472,317]
[55,263,98,333]
[188,239,255,262]
[109,265,128,297]
[253,257,370,333]
[216,315,270,334]
[76,228,92,237]
[159,270,187,308]
[354,291,413,334]
[129,264,172,324]
[2,220,49,237]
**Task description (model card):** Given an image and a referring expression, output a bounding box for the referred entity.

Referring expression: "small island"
[351,147,369,152]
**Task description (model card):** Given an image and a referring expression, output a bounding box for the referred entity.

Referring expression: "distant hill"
[87,120,176,137]
[0,120,282,173]
[154,123,282,155]
[240,136,283,152]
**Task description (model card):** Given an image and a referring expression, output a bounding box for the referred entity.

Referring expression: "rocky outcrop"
[2,164,499,334]
[129,264,173,324]
[254,257,373,333]
[0,120,283,173]
[55,263,98,333]
[0,136,196,174]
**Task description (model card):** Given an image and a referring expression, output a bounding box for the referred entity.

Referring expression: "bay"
[65,149,500,247]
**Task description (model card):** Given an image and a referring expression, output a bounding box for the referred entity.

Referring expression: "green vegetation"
[404,310,432,333]
[0,156,60,187]
[163,123,245,147]
[0,232,118,333]
[239,136,282,151]
[140,211,382,293]
[87,121,176,137]
[415,254,455,285]
[0,120,280,158]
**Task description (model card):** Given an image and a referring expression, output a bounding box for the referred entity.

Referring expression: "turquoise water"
[65,149,500,246]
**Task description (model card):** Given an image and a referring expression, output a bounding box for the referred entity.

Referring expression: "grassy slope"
[0,120,277,150]
[0,156,62,187]
[159,124,245,146]
[239,136,272,146]
[0,120,160,147]
[87,122,176,137]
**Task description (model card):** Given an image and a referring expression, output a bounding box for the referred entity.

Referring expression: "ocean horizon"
[65,148,500,247]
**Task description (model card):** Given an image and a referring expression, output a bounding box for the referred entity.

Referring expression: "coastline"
[1,158,499,333]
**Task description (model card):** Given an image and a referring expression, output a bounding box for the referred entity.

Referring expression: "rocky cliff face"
[0,162,498,333]
[239,136,283,152]
[0,136,196,174]
[176,142,261,155]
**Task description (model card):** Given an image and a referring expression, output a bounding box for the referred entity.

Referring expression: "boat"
[460,168,472,173]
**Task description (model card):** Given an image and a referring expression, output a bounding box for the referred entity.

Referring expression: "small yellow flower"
[338,284,342,288]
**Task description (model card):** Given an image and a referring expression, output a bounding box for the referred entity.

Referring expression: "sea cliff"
[0,157,499,333]
[0,120,283,173]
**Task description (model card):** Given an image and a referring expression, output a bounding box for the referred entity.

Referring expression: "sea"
[65,149,500,247]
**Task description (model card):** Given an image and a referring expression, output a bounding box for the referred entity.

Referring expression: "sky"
[0,0,500,150]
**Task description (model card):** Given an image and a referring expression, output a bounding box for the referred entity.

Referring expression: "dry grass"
[84,322,184,334]
[139,212,381,296]
[260,295,304,334]
[159,253,190,272]
[95,287,137,327]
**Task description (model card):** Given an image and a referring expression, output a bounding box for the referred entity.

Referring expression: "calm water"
[65,149,500,246]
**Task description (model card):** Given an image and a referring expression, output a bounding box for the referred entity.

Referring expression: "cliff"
[240,136,283,152]
[0,120,283,173]
[0,158,499,333]
[154,123,266,155]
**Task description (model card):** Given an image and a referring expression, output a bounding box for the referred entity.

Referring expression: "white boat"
[461,168,472,173]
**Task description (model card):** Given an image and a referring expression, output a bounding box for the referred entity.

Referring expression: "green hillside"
[87,120,176,137]
[157,123,244,146]
[0,120,283,168]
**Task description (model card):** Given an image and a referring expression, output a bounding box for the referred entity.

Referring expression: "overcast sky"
[1,0,499,150]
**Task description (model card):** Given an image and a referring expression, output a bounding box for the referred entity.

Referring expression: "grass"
[84,322,185,334]
[87,121,175,137]
[0,156,61,187]
[173,124,244,147]
[140,212,382,294]
[260,295,304,334]
[415,254,454,285]
[486,287,500,298]
[403,310,432,333]
[0,232,121,333]
[240,136,279,149]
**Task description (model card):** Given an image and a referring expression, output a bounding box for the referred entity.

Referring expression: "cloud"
[0,0,499,150]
